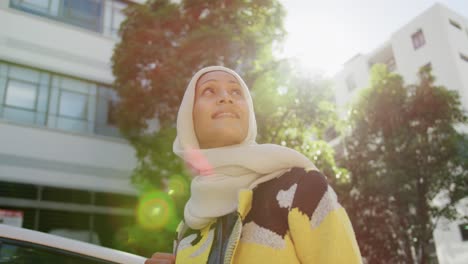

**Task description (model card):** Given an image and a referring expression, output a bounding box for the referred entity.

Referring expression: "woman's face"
[193,71,249,149]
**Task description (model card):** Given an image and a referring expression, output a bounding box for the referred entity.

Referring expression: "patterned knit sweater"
[174,167,362,263]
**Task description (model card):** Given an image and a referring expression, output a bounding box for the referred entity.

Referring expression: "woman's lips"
[212,111,239,119]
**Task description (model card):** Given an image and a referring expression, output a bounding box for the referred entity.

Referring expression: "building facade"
[333,4,468,264]
[334,3,468,120]
[0,0,142,248]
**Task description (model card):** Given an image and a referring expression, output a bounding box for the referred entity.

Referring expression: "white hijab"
[173,66,317,229]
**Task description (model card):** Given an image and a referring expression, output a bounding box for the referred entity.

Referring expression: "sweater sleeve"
[287,170,362,263]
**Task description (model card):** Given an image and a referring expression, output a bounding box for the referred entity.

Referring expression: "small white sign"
[0,209,23,227]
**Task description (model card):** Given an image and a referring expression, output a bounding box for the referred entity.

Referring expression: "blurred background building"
[334,3,468,122]
[0,0,142,247]
[333,3,468,264]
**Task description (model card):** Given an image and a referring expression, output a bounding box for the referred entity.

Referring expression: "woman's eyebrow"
[200,79,218,85]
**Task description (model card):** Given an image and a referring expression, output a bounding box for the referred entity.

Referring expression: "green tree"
[252,62,347,184]
[341,64,468,263]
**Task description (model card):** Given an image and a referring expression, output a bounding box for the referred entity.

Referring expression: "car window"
[0,238,115,264]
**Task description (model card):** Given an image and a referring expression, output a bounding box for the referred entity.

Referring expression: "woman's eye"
[232,89,242,96]
[203,87,214,95]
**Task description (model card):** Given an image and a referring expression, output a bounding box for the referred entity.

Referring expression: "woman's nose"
[217,90,233,104]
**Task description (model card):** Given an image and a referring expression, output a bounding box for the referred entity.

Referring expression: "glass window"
[63,0,104,32]
[111,1,126,37]
[11,0,51,13]
[9,65,40,83]
[461,53,468,63]
[5,80,37,110]
[10,0,60,16]
[59,90,88,119]
[460,223,468,241]
[0,238,112,264]
[103,0,127,38]
[95,86,120,137]
[411,29,425,50]
[11,0,104,33]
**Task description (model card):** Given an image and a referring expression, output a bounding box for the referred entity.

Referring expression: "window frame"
[411,29,426,50]
[460,53,468,63]
[3,78,39,111]
[57,89,89,120]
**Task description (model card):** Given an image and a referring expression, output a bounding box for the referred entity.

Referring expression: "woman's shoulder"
[255,167,328,198]
[253,167,333,216]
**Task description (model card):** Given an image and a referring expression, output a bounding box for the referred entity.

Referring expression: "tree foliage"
[341,64,468,263]
[253,62,346,183]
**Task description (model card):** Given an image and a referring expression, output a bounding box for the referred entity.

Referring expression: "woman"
[145,66,362,264]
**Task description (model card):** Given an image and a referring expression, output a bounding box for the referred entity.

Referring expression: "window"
[460,53,468,63]
[11,0,103,33]
[0,64,49,125]
[449,19,462,30]
[411,29,426,50]
[460,223,468,241]
[346,75,357,92]
[59,90,88,119]
[10,0,60,16]
[103,0,127,38]
[46,75,97,133]
[62,0,104,32]
[5,80,37,110]
[0,61,122,137]
[95,86,120,137]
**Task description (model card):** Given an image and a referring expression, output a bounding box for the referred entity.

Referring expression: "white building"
[0,0,142,247]
[333,3,468,264]
[334,3,468,119]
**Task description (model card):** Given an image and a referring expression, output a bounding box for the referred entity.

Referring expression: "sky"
[279,0,468,76]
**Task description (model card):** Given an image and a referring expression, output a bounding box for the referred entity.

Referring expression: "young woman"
[145,66,362,264]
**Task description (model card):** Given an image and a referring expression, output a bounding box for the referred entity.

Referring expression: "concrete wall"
[0,121,137,194]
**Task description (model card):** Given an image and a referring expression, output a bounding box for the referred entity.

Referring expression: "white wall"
[433,198,468,264]
[0,121,138,194]
[334,54,371,117]
[335,3,468,114]
[390,4,468,110]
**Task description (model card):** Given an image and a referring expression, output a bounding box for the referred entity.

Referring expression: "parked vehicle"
[0,224,146,263]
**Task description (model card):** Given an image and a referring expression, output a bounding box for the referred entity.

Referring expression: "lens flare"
[167,174,189,197]
[137,191,177,231]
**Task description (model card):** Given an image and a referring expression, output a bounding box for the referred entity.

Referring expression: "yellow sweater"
[174,168,362,264]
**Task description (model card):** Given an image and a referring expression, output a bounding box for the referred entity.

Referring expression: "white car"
[0,224,147,263]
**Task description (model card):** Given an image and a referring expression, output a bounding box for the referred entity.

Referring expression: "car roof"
[0,224,147,264]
